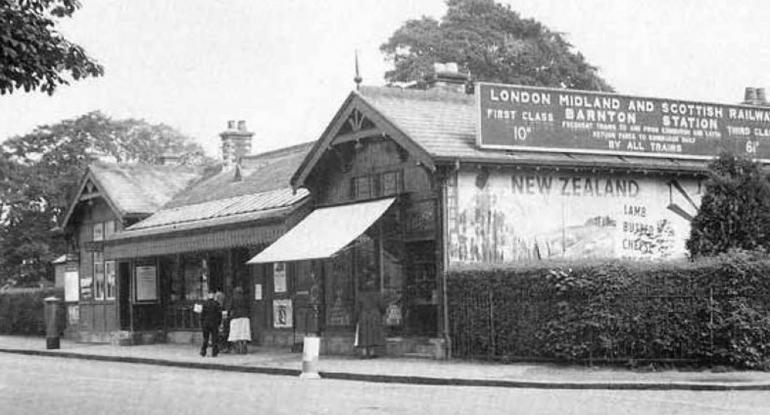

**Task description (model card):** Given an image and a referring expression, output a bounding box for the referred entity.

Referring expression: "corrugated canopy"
[247,198,395,264]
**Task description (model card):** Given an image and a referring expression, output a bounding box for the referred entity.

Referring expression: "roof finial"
[354,50,363,90]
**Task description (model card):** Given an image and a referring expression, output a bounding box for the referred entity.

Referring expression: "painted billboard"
[477,82,770,160]
[446,169,703,264]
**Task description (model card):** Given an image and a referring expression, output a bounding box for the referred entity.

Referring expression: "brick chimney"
[743,87,768,106]
[426,62,470,94]
[220,120,253,167]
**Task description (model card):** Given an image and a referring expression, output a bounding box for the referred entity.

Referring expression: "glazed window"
[352,176,372,199]
[93,252,105,300]
[92,222,104,241]
[381,171,403,196]
[104,220,116,238]
[105,260,116,300]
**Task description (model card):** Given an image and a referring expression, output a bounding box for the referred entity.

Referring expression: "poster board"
[272,299,293,328]
[135,265,158,302]
[476,82,770,161]
[273,262,287,293]
[447,169,702,263]
[64,270,79,302]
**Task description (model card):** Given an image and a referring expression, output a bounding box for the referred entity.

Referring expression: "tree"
[0,0,103,95]
[380,0,612,91]
[686,152,770,258]
[0,112,210,285]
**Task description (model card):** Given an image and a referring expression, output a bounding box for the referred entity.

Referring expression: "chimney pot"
[427,61,469,94]
[744,87,757,104]
[220,119,254,168]
[757,88,767,105]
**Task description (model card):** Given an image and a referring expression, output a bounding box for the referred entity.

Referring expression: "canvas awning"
[247,197,395,264]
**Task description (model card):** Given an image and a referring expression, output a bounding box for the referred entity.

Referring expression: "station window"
[351,170,403,200]
[381,171,403,196]
[104,220,116,238]
[351,176,372,199]
[93,252,105,300]
[105,260,116,300]
[92,222,104,241]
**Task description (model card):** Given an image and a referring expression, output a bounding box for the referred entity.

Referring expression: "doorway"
[118,261,131,330]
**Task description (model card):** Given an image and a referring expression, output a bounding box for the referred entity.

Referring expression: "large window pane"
[93,252,105,300]
[182,254,206,301]
[105,261,116,300]
[325,249,354,327]
[92,223,104,242]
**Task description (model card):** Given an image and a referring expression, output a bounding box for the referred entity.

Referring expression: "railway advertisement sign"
[476,82,770,160]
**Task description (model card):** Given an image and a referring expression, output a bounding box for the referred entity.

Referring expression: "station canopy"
[246,197,395,264]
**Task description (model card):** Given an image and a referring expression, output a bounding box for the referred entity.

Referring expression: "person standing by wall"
[200,292,222,357]
[227,286,251,354]
[355,275,386,358]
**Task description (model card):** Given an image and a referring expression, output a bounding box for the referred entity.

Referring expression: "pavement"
[1,335,770,391]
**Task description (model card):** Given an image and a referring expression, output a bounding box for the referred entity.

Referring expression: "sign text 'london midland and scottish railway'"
[476,82,770,160]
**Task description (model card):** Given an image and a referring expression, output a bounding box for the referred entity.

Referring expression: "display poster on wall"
[135,265,158,302]
[64,270,79,302]
[273,262,287,293]
[447,170,703,264]
[477,82,770,160]
[272,299,293,328]
[67,305,79,326]
[80,274,93,301]
[254,284,262,301]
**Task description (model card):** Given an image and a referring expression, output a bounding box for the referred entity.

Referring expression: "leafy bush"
[687,152,770,257]
[0,288,64,335]
[447,252,770,369]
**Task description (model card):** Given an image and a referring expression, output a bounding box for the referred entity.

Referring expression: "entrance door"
[118,262,131,330]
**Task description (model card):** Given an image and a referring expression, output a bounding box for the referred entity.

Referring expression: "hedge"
[447,251,770,369]
[0,288,65,335]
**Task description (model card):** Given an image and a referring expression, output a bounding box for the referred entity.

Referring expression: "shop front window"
[182,254,207,301]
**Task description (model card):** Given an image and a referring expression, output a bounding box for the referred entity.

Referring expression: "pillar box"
[43,296,62,349]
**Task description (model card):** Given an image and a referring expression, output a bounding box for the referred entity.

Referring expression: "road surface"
[1,353,769,414]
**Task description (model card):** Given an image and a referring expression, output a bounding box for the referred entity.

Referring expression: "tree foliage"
[687,152,770,258]
[380,0,612,91]
[0,112,210,285]
[0,0,103,95]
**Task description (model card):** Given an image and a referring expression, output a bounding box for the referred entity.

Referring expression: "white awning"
[247,198,395,264]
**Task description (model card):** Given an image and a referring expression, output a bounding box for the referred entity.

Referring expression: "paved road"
[1,354,769,415]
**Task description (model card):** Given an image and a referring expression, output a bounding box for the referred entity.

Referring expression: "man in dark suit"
[200,292,222,357]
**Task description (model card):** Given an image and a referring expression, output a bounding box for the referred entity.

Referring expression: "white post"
[299,335,321,379]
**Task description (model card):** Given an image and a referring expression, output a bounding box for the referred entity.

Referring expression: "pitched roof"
[165,141,314,208]
[61,161,203,229]
[356,86,709,173]
[113,142,314,239]
[89,161,203,215]
[123,188,309,234]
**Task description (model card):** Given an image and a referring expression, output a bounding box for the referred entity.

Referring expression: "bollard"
[44,296,61,350]
[299,335,321,379]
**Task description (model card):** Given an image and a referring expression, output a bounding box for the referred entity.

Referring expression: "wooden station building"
[60,66,770,357]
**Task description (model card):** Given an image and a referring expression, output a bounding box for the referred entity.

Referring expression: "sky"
[1,0,769,157]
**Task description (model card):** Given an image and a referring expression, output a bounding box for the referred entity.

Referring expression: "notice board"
[64,270,79,302]
[135,265,158,302]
